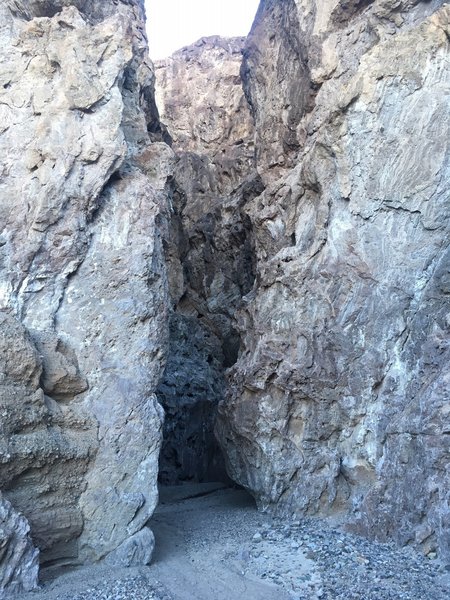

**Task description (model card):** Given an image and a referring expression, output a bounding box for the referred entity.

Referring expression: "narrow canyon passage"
[1,0,450,597]
[156,312,235,487]
[154,36,260,488]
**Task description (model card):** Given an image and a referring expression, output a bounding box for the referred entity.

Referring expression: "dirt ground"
[22,483,450,600]
[23,484,297,600]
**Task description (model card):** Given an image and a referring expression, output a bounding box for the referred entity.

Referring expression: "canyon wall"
[0,492,39,595]
[0,0,171,591]
[0,0,449,593]
[217,0,450,560]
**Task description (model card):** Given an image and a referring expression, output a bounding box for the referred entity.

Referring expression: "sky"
[145,0,260,60]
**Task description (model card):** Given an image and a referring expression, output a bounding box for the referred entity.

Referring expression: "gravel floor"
[43,575,170,600]
[244,516,450,600]
[23,485,450,600]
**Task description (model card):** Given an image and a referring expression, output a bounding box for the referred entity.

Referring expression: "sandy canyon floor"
[23,484,450,600]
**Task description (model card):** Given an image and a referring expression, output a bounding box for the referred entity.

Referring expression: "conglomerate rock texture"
[0,0,172,584]
[155,37,260,484]
[216,0,450,561]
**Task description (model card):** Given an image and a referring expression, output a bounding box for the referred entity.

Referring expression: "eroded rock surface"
[0,492,39,596]
[1,0,448,590]
[217,0,450,560]
[155,37,259,484]
[0,0,171,577]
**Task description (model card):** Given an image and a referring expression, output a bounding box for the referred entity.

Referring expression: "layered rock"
[0,0,171,575]
[155,37,260,483]
[217,0,450,560]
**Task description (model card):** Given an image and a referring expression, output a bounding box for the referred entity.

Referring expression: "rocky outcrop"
[155,37,260,484]
[1,0,448,588]
[217,0,450,560]
[0,0,171,576]
[0,492,39,596]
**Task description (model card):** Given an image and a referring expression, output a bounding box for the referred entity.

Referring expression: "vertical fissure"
[154,36,261,485]
[157,170,263,485]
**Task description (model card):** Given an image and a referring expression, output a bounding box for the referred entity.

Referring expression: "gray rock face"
[104,527,155,568]
[1,0,448,589]
[241,0,314,181]
[0,0,171,578]
[0,492,39,596]
[6,0,144,22]
[155,37,258,484]
[217,0,450,560]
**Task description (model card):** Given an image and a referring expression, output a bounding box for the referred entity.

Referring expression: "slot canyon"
[0,0,449,598]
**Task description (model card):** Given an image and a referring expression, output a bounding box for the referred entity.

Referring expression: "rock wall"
[1,0,448,589]
[0,0,171,578]
[217,0,450,560]
[155,37,260,483]
[0,492,39,596]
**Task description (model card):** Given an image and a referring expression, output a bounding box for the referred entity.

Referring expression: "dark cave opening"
[155,174,262,488]
[156,313,240,486]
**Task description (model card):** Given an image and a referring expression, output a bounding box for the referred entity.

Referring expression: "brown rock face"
[0,311,96,564]
[216,0,450,560]
[155,37,260,484]
[0,0,171,574]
